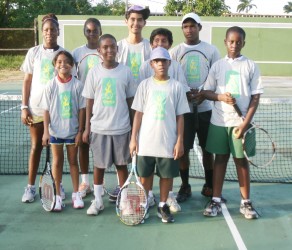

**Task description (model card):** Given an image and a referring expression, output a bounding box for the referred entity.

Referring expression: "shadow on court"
[0,175,291,250]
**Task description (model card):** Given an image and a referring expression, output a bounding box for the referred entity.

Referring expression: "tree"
[111,0,126,16]
[284,1,292,13]
[236,0,257,13]
[164,0,229,16]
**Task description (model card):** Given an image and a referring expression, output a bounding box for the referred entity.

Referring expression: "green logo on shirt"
[127,53,141,79]
[102,78,116,106]
[60,91,72,119]
[186,55,200,83]
[153,91,166,120]
[85,55,99,77]
[40,58,54,85]
[225,70,240,98]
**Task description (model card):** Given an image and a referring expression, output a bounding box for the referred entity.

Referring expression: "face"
[125,13,146,35]
[224,31,245,59]
[55,54,73,76]
[84,22,101,44]
[42,21,59,46]
[150,59,170,77]
[151,34,171,50]
[98,38,117,62]
[182,20,201,44]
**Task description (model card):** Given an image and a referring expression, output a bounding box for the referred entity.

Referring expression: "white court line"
[193,143,247,250]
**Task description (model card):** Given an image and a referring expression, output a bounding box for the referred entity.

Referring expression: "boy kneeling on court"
[130,47,190,223]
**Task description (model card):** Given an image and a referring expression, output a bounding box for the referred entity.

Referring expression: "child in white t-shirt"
[42,51,86,211]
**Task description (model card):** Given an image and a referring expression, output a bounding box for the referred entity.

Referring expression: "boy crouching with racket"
[42,51,86,211]
[82,34,136,216]
[130,47,190,223]
[202,26,263,219]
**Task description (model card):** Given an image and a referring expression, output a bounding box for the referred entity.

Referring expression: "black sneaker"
[176,184,191,203]
[157,204,174,223]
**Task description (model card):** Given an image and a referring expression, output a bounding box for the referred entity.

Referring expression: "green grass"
[0,55,25,70]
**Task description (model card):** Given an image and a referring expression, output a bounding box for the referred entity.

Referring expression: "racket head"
[242,126,276,168]
[179,49,210,89]
[76,53,103,81]
[116,181,148,226]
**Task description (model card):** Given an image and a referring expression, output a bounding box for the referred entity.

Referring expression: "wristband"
[20,105,29,110]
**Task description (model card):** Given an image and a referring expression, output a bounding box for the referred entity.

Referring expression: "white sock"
[72,192,77,198]
[27,184,35,189]
[212,197,221,203]
[168,191,174,196]
[81,174,89,185]
[148,190,153,197]
[241,199,251,205]
[94,184,103,205]
[159,202,166,208]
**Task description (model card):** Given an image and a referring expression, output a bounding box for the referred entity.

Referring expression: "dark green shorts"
[206,123,245,158]
[137,156,179,178]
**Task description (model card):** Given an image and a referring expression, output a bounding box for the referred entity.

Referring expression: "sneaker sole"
[22,198,35,203]
[157,212,175,223]
[240,209,258,219]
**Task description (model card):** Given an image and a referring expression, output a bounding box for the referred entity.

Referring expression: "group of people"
[20,5,263,223]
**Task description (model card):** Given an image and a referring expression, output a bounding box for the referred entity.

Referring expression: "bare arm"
[234,94,261,138]
[129,111,143,156]
[75,108,85,146]
[173,115,184,160]
[126,97,134,128]
[202,90,236,105]
[42,110,50,146]
[82,99,94,144]
[21,73,33,125]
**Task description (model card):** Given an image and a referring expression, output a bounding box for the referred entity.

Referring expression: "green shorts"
[206,124,245,158]
[137,156,179,178]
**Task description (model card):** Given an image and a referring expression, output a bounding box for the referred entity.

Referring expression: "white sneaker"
[21,186,36,203]
[72,192,84,209]
[148,195,156,207]
[87,200,104,216]
[53,195,62,212]
[60,183,66,200]
[167,193,181,213]
[78,182,92,198]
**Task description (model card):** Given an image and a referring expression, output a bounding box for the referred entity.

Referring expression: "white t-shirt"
[204,55,263,127]
[117,38,152,81]
[42,76,86,139]
[20,45,65,117]
[131,77,190,158]
[138,59,190,93]
[82,63,136,135]
[169,41,221,113]
[72,45,102,84]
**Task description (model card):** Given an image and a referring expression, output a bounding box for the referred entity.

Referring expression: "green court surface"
[0,175,291,250]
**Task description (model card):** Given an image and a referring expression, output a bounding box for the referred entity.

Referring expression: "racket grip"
[233,104,243,117]
[132,151,137,165]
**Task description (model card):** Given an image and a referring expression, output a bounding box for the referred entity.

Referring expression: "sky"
[94,0,290,15]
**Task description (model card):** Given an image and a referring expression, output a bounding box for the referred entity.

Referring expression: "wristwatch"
[20,105,29,110]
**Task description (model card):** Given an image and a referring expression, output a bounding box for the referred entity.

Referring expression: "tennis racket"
[233,104,276,168]
[76,53,103,82]
[180,49,210,128]
[116,153,148,226]
[39,146,57,211]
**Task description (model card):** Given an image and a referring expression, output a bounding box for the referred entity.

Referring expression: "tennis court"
[1,76,292,249]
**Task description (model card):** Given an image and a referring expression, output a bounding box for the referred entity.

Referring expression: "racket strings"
[244,127,275,167]
[118,183,147,225]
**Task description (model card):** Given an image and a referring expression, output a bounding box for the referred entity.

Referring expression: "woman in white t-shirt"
[20,13,65,203]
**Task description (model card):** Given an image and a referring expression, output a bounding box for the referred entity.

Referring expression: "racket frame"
[116,153,148,226]
[39,146,57,212]
[76,53,102,79]
[233,104,276,168]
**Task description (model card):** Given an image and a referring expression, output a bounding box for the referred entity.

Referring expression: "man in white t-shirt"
[117,5,152,82]
[169,13,221,202]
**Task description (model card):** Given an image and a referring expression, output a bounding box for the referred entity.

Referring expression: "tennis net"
[1,94,292,183]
